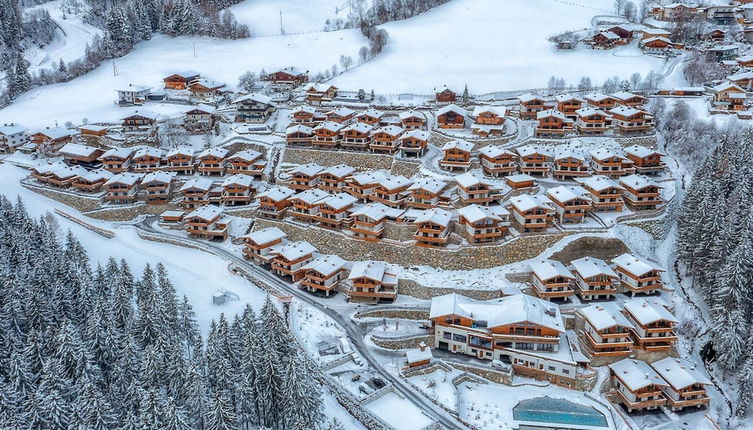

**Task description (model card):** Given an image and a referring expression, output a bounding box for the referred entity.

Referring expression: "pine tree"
[204,389,237,430]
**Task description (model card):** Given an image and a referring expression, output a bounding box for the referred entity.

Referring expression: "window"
[453,334,467,343]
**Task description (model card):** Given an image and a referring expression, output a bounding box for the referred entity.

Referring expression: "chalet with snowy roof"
[367,125,402,153]
[141,171,175,204]
[179,177,214,209]
[712,83,748,111]
[195,148,227,176]
[325,107,355,124]
[184,104,216,132]
[317,165,355,192]
[289,188,330,222]
[350,203,401,240]
[435,87,456,102]
[289,105,318,125]
[59,143,104,167]
[641,28,671,40]
[651,358,711,411]
[132,147,164,173]
[345,171,387,201]
[286,125,314,146]
[122,111,158,132]
[575,107,611,136]
[413,208,453,248]
[609,106,654,135]
[641,37,674,54]
[591,31,620,49]
[233,93,275,123]
[516,145,551,177]
[590,149,633,177]
[584,93,618,110]
[32,164,87,188]
[430,293,564,360]
[241,227,287,264]
[737,54,753,67]
[534,109,573,137]
[704,28,726,42]
[518,93,546,120]
[455,172,497,206]
[163,71,200,90]
[271,241,317,281]
[706,5,736,25]
[104,172,142,204]
[436,104,467,129]
[554,94,583,119]
[611,91,646,108]
[317,193,358,229]
[624,145,665,175]
[116,84,151,105]
[407,178,446,209]
[185,205,230,241]
[608,25,634,42]
[221,174,256,206]
[610,358,668,412]
[619,174,663,210]
[78,124,110,139]
[161,210,185,226]
[257,186,295,219]
[189,78,226,97]
[613,253,665,297]
[570,257,619,301]
[440,140,474,171]
[478,145,517,177]
[304,83,338,105]
[405,343,433,368]
[300,255,347,297]
[265,67,308,85]
[71,169,113,193]
[623,298,678,350]
[399,111,427,130]
[0,123,27,153]
[457,204,510,244]
[398,129,430,158]
[355,108,384,126]
[289,163,324,191]
[728,71,753,91]
[99,148,134,173]
[505,173,536,190]
[656,3,697,21]
[340,122,373,151]
[552,152,589,180]
[163,147,195,175]
[29,127,76,153]
[579,303,634,356]
[547,185,592,223]
[312,121,343,149]
[226,150,265,178]
[347,261,398,303]
[575,175,625,212]
[471,106,506,136]
[530,260,576,301]
[371,175,412,208]
[508,194,555,232]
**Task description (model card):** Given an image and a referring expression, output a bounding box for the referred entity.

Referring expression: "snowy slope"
[229,0,347,36]
[331,0,679,94]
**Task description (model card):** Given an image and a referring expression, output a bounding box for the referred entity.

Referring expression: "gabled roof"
[275,241,316,261]
[142,171,175,184]
[191,78,225,89]
[321,164,355,178]
[233,92,274,105]
[78,168,113,183]
[530,259,575,281]
[399,110,425,120]
[399,129,431,141]
[166,146,194,158]
[595,31,620,40]
[321,192,357,210]
[553,150,585,162]
[48,165,88,179]
[222,174,254,188]
[186,103,216,114]
[505,173,536,184]
[457,204,509,223]
[713,82,746,93]
[472,105,506,118]
[414,208,452,227]
[241,227,286,245]
[187,205,223,221]
[583,92,613,103]
[641,36,672,45]
[570,256,617,279]
[122,110,159,120]
[228,149,262,162]
[623,298,678,325]
[59,143,100,158]
[342,122,373,134]
[350,202,395,221]
[547,185,591,203]
[478,145,515,158]
[441,139,473,152]
[165,70,200,79]
[133,147,164,159]
[379,175,412,191]
[509,194,554,212]
[286,124,314,135]
[554,93,583,103]
[291,163,324,177]
[105,172,142,186]
[313,121,344,133]
[580,302,632,331]
[348,261,392,282]
[609,105,646,117]
[180,177,214,192]
[197,147,229,159]
[257,185,295,201]
[576,175,623,192]
[436,103,466,116]
[408,178,446,194]
[357,108,384,119]
[613,253,664,276]
[326,106,355,117]
[290,105,317,115]
[518,92,544,103]
[516,144,551,158]
[575,106,608,118]
[619,174,661,191]
[590,148,625,161]
[652,358,711,390]
[349,171,387,186]
[100,147,134,159]
[536,109,568,121]
[624,145,664,159]
[372,125,404,137]
[291,188,330,205]
[609,359,667,391]
[455,171,490,188]
[301,255,347,276]
[0,124,27,135]
[611,91,644,101]
[31,126,75,139]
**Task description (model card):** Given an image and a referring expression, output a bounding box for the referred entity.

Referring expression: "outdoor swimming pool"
[513,396,609,428]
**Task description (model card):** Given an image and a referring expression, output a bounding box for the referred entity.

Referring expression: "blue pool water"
[513,397,609,427]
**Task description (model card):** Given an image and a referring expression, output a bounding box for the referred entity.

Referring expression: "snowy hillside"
[229,0,351,35]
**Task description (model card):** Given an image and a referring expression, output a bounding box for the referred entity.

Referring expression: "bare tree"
[358,46,369,64]
[339,55,354,71]
[629,72,641,90]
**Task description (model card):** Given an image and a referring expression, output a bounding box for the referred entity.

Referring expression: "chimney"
[419,341,427,351]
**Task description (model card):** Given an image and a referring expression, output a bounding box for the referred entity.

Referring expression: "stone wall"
[549,237,630,264]
[86,203,179,221]
[447,362,513,385]
[370,334,433,350]
[282,147,394,170]
[397,279,504,300]
[354,308,430,320]
[253,218,568,270]
[22,183,101,212]
[390,159,421,178]
[623,218,665,240]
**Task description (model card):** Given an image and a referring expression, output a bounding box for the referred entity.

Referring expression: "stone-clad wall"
[370,334,433,350]
[22,183,101,212]
[282,147,394,170]
[252,218,568,270]
[353,308,430,320]
[397,280,503,300]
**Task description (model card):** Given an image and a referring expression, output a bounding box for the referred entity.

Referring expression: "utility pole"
[112,60,118,76]
[193,42,196,58]
[280,11,284,35]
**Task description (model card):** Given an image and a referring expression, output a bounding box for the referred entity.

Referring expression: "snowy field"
[363,391,434,430]
[331,0,679,94]
[229,0,348,36]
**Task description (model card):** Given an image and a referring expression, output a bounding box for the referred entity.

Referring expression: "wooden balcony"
[534,287,575,299]
[666,396,709,409]
[615,391,666,410]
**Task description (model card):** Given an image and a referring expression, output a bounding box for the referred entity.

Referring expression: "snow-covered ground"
[363,391,434,430]
[229,0,347,36]
[331,0,682,94]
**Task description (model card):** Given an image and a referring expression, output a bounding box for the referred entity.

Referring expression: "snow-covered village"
[1,0,753,429]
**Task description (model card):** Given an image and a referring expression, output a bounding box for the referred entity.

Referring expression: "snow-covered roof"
[576,175,623,192]
[518,93,543,103]
[301,255,347,276]
[478,145,514,158]
[0,123,27,135]
[429,293,564,332]
[342,122,373,134]
[379,175,412,191]
[414,208,452,227]
[641,36,672,45]
[547,185,590,203]
[619,174,661,191]
[613,253,664,277]
[321,192,357,210]
[554,93,583,103]
[31,126,75,139]
[584,92,612,102]
[357,108,384,119]
[313,121,344,133]
[728,71,753,81]
[78,168,113,183]
[437,103,467,116]
[457,204,509,223]
[291,163,324,177]
[242,227,287,245]
[372,125,404,137]
[286,124,314,135]
[198,147,229,159]
[579,303,633,331]
[455,171,490,188]
[349,171,387,186]
[222,174,254,188]
[624,145,664,159]
[399,110,424,120]
[290,105,317,115]
[275,241,316,261]
[505,173,536,184]
[408,178,446,194]
[589,148,623,161]
[48,165,88,179]
[350,202,394,221]
[142,171,175,184]
[536,109,568,121]
[186,103,216,114]
[405,345,433,364]
[611,91,644,101]
[575,106,608,118]
[609,359,667,391]
[233,92,274,105]
[713,82,745,93]
[349,261,393,282]
[652,358,711,390]
[530,259,575,281]
[642,28,671,35]
[553,150,584,162]
[472,105,506,118]
[228,149,262,162]
[100,147,134,159]
[116,84,150,92]
[291,188,330,205]
[326,106,355,117]
[623,298,678,325]
[187,205,223,221]
[105,172,142,186]
[399,129,431,141]
[133,147,164,159]
[608,105,645,117]
[441,139,473,152]
[180,177,214,192]
[571,256,617,279]
[191,78,225,89]
[59,143,100,158]
[321,164,355,178]
[515,144,550,158]
[166,70,200,78]
[509,194,553,212]
[123,110,159,120]
[166,146,195,158]
[596,31,620,40]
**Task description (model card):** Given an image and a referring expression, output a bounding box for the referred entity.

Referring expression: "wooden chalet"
[478,145,517,177]
[518,93,546,120]
[184,104,216,132]
[656,3,697,21]
[164,147,195,175]
[613,253,665,296]
[59,143,104,167]
[592,31,620,49]
[317,193,357,229]
[371,175,412,208]
[623,298,678,351]
[651,358,711,411]
[355,108,384,126]
[197,147,229,176]
[184,205,230,241]
[611,91,646,108]
[534,109,573,137]
[641,28,671,40]
[436,104,467,129]
[71,169,113,193]
[233,93,276,123]
[141,171,175,204]
[529,260,576,301]
[547,185,592,223]
[116,84,150,106]
[189,78,226,97]
[179,177,214,209]
[440,140,473,171]
[608,106,654,135]
[32,163,87,188]
[455,172,497,206]
[304,83,338,105]
[641,37,674,54]
[163,71,200,90]
[318,164,356,192]
[104,172,142,204]
[350,203,399,241]
[325,107,355,124]
[554,94,584,119]
[579,303,634,356]
[300,255,347,296]
[712,83,748,111]
[78,124,109,139]
[289,105,318,125]
[737,55,753,67]
[121,110,158,132]
[345,171,386,201]
[575,176,625,212]
[413,208,453,248]
[609,359,668,412]
[508,194,555,232]
[457,204,510,244]
[552,152,589,180]
[347,261,398,302]
[271,241,317,281]
[159,210,184,225]
[286,125,315,146]
[241,227,287,264]
[399,111,427,130]
[590,149,633,177]
[29,127,76,154]
[131,147,164,173]
[226,149,266,177]
[99,148,134,173]
[256,186,295,219]
[289,188,329,222]
[370,125,404,153]
[0,123,28,153]
[619,174,663,210]
[584,93,617,110]
[516,145,551,177]
[608,26,634,43]
[221,174,256,206]
[505,173,536,191]
[405,343,433,368]
[407,178,446,209]
[471,106,506,136]
[340,122,373,151]
[624,145,665,175]
[727,72,753,91]
[265,67,308,85]
[289,163,324,191]
[398,129,430,158]
[570,257,619,301]
[312,121,343,149]
[575,107,611,136]
[435,87,456,102]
